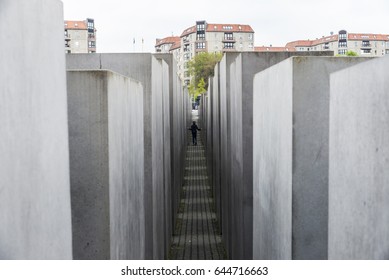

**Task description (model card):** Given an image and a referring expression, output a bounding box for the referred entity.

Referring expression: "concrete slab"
[67,70,144,259]
[0,0,72,259]
[329,55,389,259]
[209,51,332,259]
[67,53,188,259]
[253,56,371,259]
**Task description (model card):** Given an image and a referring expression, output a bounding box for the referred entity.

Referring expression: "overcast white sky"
[61,0,389,53]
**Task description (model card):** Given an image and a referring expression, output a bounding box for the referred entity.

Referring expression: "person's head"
[193,121,196,125]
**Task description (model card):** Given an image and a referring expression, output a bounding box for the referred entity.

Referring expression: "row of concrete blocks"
[0,0,191,259]
[202,52,389,259]
[67,53,192,260]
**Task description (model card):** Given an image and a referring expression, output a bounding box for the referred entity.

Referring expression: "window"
[224,42,234,49]
[248,34,253,40]
[224,33,233,40]
[197,22,205,31]
[362,41,371,47]
[196,42,205,49]
[339,33,347,40]
[338,49,346,55]
[196,33,205,40]
[338,41,347,48]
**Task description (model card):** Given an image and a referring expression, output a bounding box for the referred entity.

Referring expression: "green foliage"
[194,78,206,99]
[346,50,358,56]
[336,50,358,57]
[187,52,223,97]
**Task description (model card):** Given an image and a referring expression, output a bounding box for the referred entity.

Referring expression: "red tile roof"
[206,23,254,33]
[255,46,296,52]
[155,36,181,47]
[181,26,196,37]
[286,32,389,48]
[180,23,254,37]
[65,20,87,30]
[348,33,389,41]
[170,40,181,51]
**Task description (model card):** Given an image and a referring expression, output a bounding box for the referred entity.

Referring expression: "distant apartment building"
[156,20,255,85]
[255,46,296,52]
[284,30,389,56]
[155,36,181,53]
[65,18,96,53]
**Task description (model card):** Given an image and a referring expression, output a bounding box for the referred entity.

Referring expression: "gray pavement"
[169,111,226,260]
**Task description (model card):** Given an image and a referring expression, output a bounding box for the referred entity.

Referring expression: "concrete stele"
[0,0,72,259]
[253,56,371,260]
[67,70,144,260]
[329,55,389,259]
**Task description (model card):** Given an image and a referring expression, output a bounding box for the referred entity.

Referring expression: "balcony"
[222,47,236,52]
[222,37,236,42]
[361,41,371,49]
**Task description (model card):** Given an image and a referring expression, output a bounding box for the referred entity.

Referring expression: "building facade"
[285,30,389,56]
[156,20,255,85]
[65,18,96,53]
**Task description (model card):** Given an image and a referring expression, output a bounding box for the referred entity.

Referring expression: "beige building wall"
[288,32,389,57]
[66,29,89,53]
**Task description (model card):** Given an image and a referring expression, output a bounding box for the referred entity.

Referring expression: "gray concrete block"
[212,64,222,232]
[218,53,240,257]
[0,0,72,260]
[328,56,389,259]
[253,56,371,260]
[67,70,144,260]
[208,52,332,260]
[67,53,187,260]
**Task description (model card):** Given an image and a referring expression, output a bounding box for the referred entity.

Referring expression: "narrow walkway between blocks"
[169,111,226,260]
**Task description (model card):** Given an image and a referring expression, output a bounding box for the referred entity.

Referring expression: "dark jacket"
[189,123,201,135]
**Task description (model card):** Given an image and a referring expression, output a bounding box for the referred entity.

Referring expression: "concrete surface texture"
[0,0,72,259]
[329,55,389,259]
[226,52,332,259]
[253,56,371,260]
[67,70,144,259]
[218,53,240,258]
[212,63,222,232]
[67,53,190,259]
[155,55,173,256]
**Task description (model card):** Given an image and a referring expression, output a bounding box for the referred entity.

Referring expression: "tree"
[187,52,223,97]
[346,50,358,56]
[336,50,358,57]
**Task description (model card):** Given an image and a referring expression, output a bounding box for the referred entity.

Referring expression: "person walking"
[189,121,201,145]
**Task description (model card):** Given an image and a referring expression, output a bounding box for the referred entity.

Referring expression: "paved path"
[169,112,226,260]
